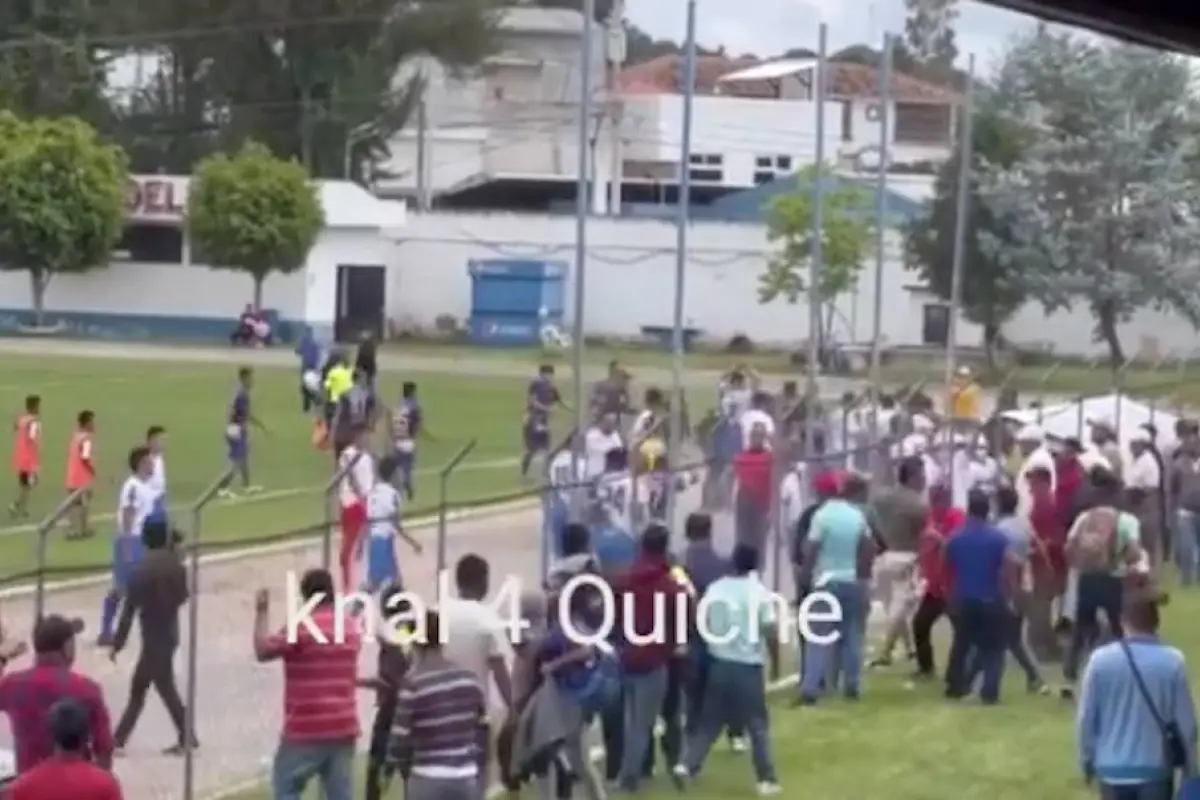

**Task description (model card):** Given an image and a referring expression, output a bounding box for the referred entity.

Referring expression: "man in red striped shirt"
[732,424,773,549]
[254,568,360,800]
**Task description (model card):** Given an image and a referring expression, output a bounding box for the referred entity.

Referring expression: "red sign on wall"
[125,177,187,222]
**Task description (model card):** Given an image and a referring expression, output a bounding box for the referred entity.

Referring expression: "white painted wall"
[0,261,306,320]
[386,211,1200,357]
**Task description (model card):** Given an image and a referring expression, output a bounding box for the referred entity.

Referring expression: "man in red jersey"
[8,699,122,799]
[732,423,773,549]
[254,568,360,799]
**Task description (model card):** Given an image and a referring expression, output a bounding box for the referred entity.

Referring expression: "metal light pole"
[804,25,828,465]
[943,55,975,392]
[867,34,893,457]
[665,0,697,524]
[570,0,595,512]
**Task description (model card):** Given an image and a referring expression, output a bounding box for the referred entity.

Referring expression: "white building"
[0,174,405,343]
[376,19,959,213]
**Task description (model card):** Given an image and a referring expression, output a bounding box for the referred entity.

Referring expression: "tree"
[187,142,325,308]
[901,0,959,81]
[977,32,1200,367]
[0,113,127,326]
[757,171,874,349]
[905,102,1029,368]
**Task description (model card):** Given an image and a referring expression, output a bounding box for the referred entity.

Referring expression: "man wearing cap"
[0,615,113,773]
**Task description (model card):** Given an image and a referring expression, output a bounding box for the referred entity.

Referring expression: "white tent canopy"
[1001,392,1183,454]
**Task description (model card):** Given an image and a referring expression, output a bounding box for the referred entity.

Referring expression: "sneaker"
[730,736,748,753]
[670,764,688,790]
[1059,685,1075,701]
[757,782,782,795]
[244,485,264,495]
[867,656,893,670]
[217,488,237,500]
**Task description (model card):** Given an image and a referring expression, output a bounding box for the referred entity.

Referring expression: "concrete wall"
[387,211,1200,357]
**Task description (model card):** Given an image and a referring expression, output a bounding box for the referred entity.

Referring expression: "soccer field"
[0,351,538,590]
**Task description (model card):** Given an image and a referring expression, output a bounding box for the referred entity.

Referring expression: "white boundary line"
[0,456,519,538]
[203,674,801,800]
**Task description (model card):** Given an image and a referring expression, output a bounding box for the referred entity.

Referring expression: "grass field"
[0,352,546,590]
[224,583,1200,800]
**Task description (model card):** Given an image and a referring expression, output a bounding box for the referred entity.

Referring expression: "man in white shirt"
[739,393,776,450]
[337,424,375,590]
[585,414,624,477]
[439,553,513,773]
[1126,428,1164,568]
[1015,424,1056,515]
[778,463,808,532]
[146,425,168,519]
[99,445,159,645]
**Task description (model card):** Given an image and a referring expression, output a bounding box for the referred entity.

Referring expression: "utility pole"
[604,0,627,216]
[415,94,430,210]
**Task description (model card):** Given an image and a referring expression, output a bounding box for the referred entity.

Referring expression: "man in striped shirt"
[388,610,486,800]
[253,568,360,800]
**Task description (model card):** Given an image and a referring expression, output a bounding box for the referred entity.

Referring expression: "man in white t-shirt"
[1127,428,1164,568]
[99,445,159,644]
[739,393,776,449]
[337,424,375,589]
[439,554,513,744]
[1015,424,1056,515]
[585,413,624,476]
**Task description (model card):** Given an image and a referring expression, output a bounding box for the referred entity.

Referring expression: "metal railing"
[436,439,477,600]
[32,486,89,624]
[183,466,235,800]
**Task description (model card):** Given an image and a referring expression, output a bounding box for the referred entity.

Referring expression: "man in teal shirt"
[673,544,780,795]
[798,473,874,704]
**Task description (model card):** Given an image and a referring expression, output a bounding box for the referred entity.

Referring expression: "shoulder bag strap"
[1119,639,1170,735]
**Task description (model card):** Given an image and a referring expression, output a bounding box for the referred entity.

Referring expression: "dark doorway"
[335,264,385,342]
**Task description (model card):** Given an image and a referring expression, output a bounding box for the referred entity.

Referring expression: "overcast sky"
[624,0,1142,75]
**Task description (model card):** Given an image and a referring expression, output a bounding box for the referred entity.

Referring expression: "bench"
[640,325,703,352]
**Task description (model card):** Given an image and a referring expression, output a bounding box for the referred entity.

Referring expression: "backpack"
[1073,506,1120,573]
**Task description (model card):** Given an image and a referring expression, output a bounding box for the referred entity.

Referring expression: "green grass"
[0,353,541,589]
[222,584,1200,800]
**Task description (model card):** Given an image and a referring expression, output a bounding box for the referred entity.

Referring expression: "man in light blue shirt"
[1077,585,1198,798]
[798,473,873,704]
[674,543,780,795]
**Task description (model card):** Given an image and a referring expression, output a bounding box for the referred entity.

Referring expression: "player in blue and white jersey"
[363,456,422,594]
[545,434,590,555]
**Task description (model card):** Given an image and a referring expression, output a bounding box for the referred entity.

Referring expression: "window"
[688,166,723,182]
[922,303,950,345]
[114,224,184,264]
[755,156,772,168]
[775,155,791,170]
[689,153,722,166]
[841,101,853,142]
[753,171,776,185]
[894,102,952,146]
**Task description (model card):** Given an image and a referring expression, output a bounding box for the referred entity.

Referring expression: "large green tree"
[0,113,128,325]
[758,171,874,350]
[187,142,324,308]
[905,102,1029,367]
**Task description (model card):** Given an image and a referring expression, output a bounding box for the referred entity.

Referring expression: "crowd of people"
[4,347,1200,800]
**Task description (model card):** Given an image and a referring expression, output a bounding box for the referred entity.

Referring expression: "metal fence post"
[321,450,364,570]
[32,487,88,625]
[436,440,477,601]
[1113,358,1132,438]
[183,466,234,800]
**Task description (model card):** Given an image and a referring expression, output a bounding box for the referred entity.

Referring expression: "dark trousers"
[643,658,684,774]
[911,593,946,676]
[1099,779,1174,799]
[601,689,624,781]
[685,643,743,741]
[365,691,397,800]
[113,646,189,746]
[1065,572,1125,682]
[1005,608,1042,686]
[945,598,1007,703]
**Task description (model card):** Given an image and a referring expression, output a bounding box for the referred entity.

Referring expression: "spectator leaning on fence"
[253,567,360,800]
[0,614,113,774]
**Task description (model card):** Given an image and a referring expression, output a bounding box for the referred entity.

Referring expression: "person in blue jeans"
[797,473,875,704]
[673,543,781,794]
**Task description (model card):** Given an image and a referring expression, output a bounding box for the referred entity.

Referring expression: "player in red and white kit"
[337,423,375,588]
